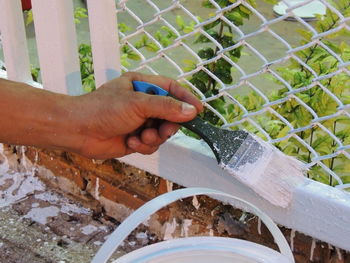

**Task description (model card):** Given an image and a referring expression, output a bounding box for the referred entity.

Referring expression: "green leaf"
[176,16,185,30]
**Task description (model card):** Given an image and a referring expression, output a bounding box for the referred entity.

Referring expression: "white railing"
[0,0,349,252]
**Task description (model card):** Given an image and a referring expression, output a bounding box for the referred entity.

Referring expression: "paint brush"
[133,81,306,207]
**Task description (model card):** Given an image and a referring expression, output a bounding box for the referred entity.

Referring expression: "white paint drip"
[24,206,60,224]
[192,196,200,210]
[163,218,177,240]
[310,238,316,261]
[166,180,173,192]
[290,230,295,251]
[95,178,100,200]
[336,248,342,260]
[80,224,98,235]
[257,218,262,235]
[180,219,192,237]
[0,144,9,174]
[221,137,306,208]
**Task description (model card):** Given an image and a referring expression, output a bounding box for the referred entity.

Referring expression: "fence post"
[31,0,82,95]
[86,0,121,88]
[0,0,32,82]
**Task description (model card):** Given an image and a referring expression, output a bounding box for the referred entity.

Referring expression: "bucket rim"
[114,236,291,263]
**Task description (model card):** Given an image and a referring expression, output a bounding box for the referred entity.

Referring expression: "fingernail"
[128,137,140,148]
[182,103,196,115]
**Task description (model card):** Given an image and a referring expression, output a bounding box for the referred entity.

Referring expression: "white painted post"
[0,0,32,82]
[86,0,121,88]
[31,0,83,95]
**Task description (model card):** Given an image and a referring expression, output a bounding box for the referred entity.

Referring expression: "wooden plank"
[0,0,32,82]
[86,0,121,88]
[31,0,82,95]
[120,133,350,251]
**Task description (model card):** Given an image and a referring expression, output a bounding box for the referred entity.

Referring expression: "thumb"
[136,95,198,123]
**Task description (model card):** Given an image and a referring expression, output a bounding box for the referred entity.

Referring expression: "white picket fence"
[0,0,350,252]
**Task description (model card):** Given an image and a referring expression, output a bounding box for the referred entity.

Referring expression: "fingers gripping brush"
[133,81,306,207]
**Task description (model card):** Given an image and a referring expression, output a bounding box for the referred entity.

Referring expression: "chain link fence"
[116,0,350,192]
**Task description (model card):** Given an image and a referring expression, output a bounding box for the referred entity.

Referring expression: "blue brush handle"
[132,80,224,163]
[133,81,169,96]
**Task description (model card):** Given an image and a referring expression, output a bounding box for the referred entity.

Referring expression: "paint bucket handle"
[91,187,294,263]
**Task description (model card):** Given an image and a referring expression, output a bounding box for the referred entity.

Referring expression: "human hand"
[72,72,203,159]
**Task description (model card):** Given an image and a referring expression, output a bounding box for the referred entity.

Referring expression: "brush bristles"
[222,141,306,208]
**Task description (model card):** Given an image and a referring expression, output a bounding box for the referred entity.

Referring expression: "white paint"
[192,196,200,210]
[94,241,103,246]
[336,248,343,260]
[81,224,98,235]
[0,144,9,174]
[35,191,90,215]
[24,206,60,224]
[120,133,350,251]
[31,0,82,95]
[136,232,148,239]
[290,230,295,251]
[86,0,121,87]
[310,238,316,261]
[257,217,262,235]
[95,178,100,200]
[0,172,45,208]
[163,218,177,240]
[221,137,306,208]
[0,0,32,82]
[209,229,214,236]
[180,219,192,237]
[166,180,173,192]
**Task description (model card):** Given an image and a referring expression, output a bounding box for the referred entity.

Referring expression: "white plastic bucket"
[92,188,294,263]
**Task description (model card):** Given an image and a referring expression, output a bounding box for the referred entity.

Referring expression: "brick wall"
[14,145,349,263]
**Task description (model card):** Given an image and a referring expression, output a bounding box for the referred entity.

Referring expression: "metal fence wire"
[120,0,350,190]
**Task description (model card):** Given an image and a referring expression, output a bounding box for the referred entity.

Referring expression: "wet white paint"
[221,138,306,208]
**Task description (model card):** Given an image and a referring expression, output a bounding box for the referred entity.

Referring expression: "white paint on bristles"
[310,238,316,261]
[221,137,306,208]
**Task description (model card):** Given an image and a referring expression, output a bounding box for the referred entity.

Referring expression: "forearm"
[0,78,82,151]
